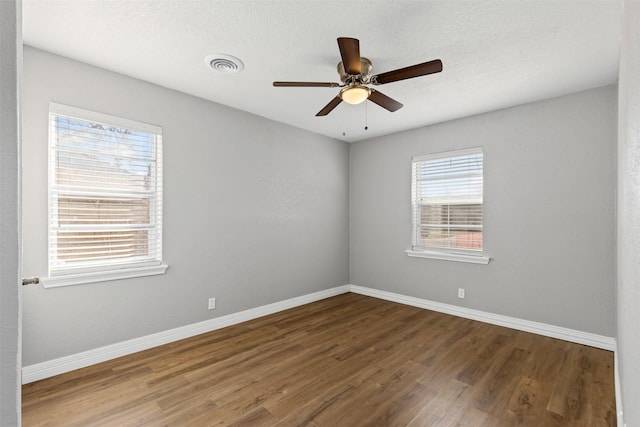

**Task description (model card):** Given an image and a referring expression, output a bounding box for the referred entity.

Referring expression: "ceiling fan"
[273,37,443,117]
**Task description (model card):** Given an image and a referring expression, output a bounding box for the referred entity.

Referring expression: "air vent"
[204,53,244,74]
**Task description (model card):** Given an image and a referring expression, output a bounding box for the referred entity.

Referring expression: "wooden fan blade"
[274,81,340,87]
[316,96,343,116]
[337,37,361,75]
[368,90,403,112]
[372,59,443,85]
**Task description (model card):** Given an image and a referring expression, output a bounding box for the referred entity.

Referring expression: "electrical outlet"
[458,288,465,299]
[208,297,216,310]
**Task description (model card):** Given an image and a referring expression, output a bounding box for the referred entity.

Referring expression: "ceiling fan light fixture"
[273,37,441,117]
[340,86,370,105]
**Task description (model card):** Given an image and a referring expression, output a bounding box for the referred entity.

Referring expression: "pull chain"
[364,100,369,131]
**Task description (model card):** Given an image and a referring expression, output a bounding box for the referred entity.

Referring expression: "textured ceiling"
[22,0,623,142]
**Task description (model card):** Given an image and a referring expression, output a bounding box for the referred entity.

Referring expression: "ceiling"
[22,0,623,143]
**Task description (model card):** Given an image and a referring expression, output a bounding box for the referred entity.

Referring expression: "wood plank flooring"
[22,293,616,426]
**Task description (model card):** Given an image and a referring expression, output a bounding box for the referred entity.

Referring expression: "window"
[44,103,167,287]
[407,147,489,264]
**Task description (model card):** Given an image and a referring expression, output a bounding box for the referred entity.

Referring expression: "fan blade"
[368,90,403,112]
[316,96,343,116]
[372,59,443,85]
[337,37,361,75]
[274,81,340,87]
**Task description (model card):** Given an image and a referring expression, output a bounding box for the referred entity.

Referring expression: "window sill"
[40,263,168,288]
[405,250,491,264]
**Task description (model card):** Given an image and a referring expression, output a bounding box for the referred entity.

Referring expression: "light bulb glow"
[340,86,370,105]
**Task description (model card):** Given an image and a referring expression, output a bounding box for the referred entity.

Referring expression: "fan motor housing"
[337,57,372,83]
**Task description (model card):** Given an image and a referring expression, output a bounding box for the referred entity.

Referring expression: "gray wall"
[350,85,616,337]
[0,0,22,424]
[21,47,350,366]
[618,2,640,425]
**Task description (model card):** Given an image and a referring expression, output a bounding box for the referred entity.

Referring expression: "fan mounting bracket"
[337,57,372,84]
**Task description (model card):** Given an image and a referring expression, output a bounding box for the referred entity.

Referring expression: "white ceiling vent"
[204,53,244,74]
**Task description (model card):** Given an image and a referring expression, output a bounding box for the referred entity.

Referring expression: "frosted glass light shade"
[340,86,370,105]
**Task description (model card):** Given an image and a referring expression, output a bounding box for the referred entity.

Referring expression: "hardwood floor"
[22,293,616,426]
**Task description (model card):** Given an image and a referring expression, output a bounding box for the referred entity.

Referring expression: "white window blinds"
[48,103,163,276]
[411,148,483,252]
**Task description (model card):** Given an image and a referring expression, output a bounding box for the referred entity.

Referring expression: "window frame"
[42,103,167,288]
[406,147,490,264]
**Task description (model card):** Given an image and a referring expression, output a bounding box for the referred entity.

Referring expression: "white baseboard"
[349,285,616,351]
[21,285,350,384]
[23,283,617,384]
